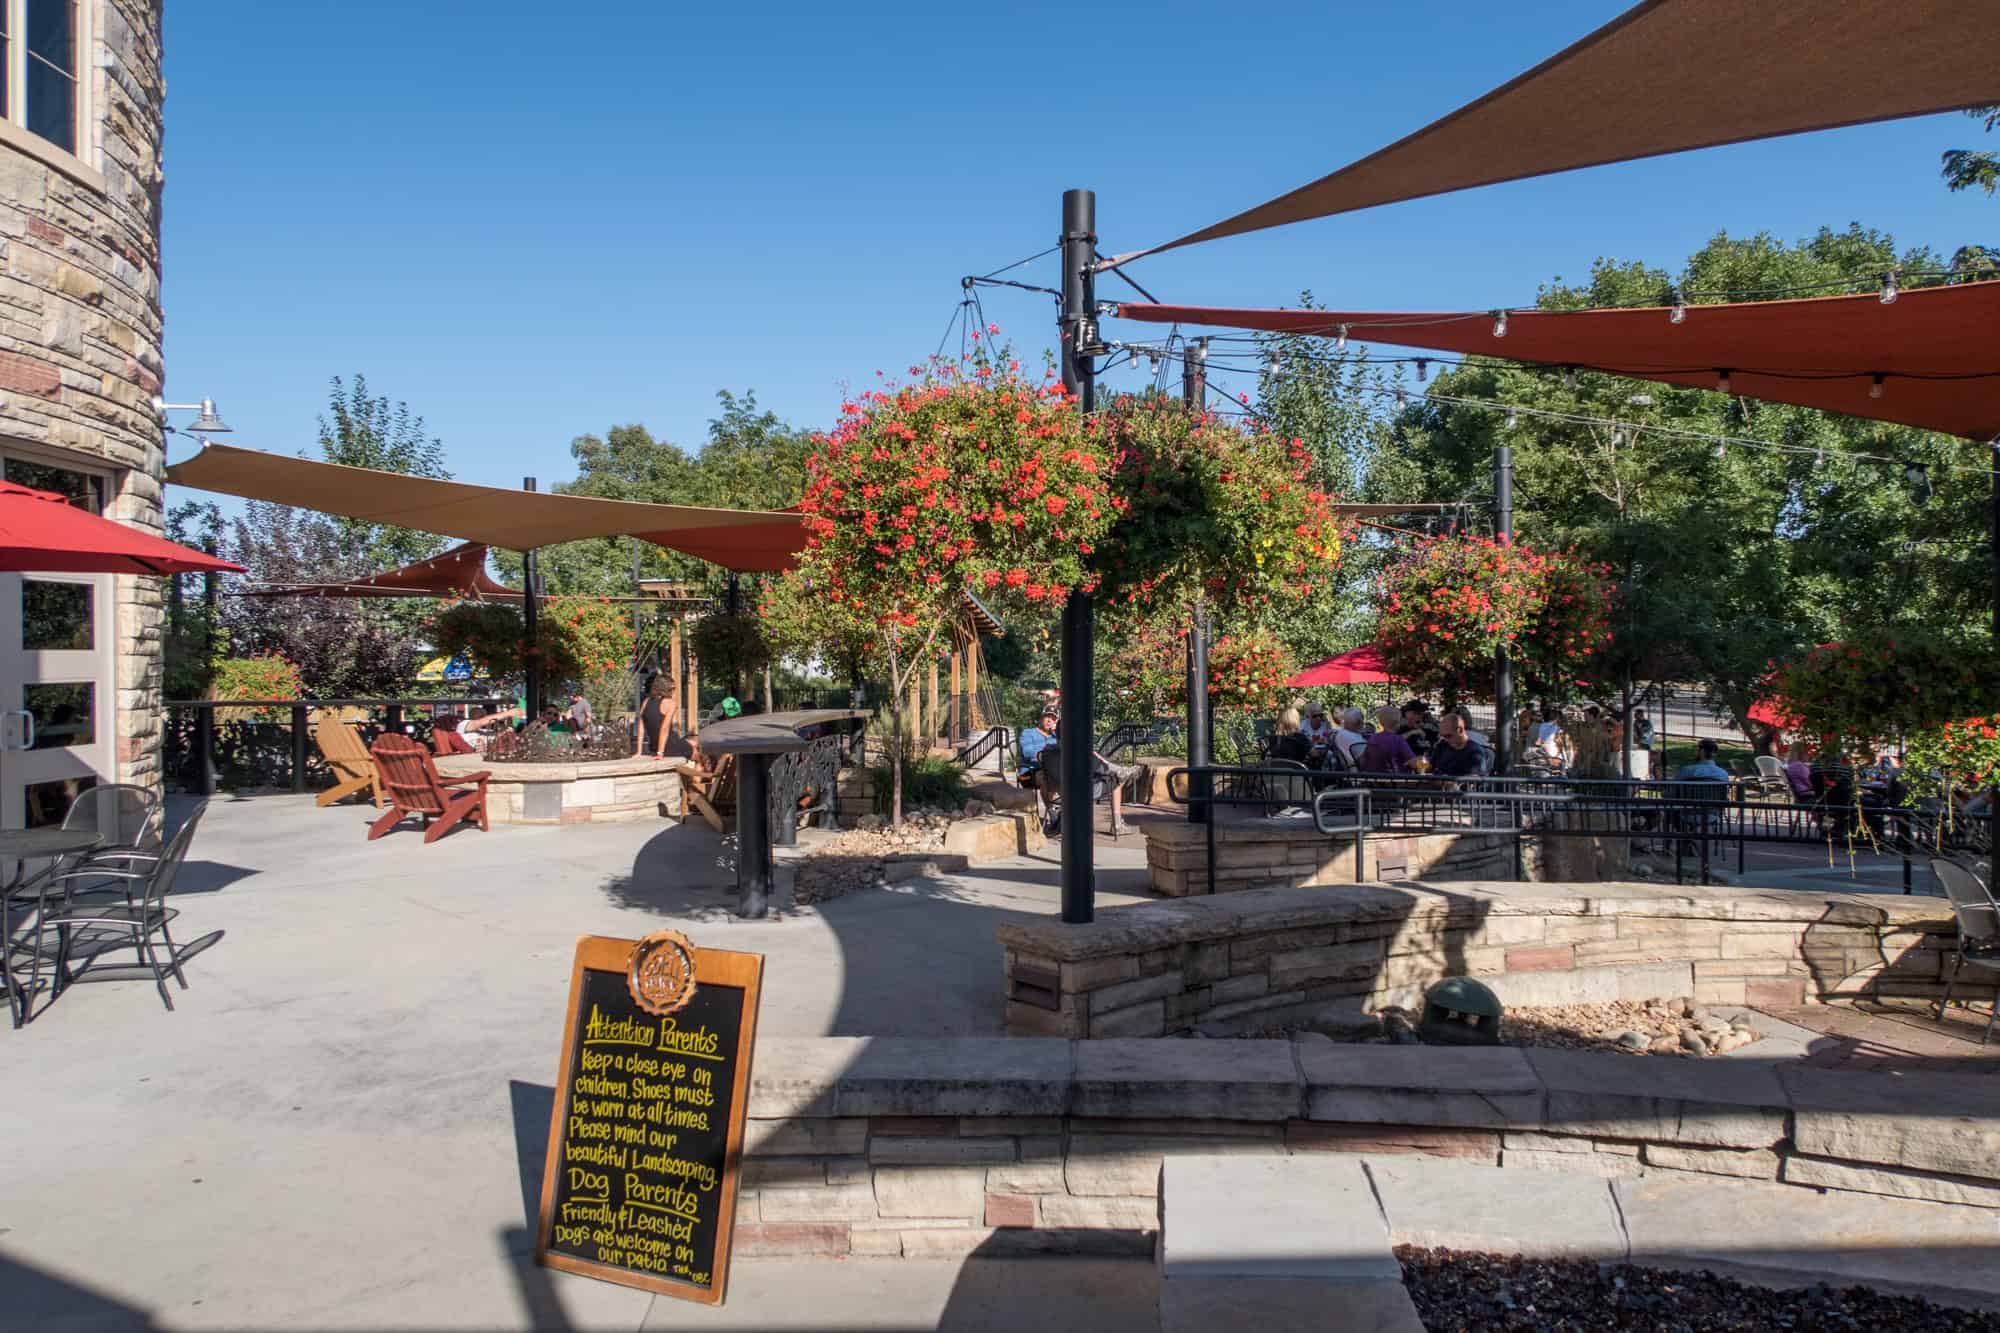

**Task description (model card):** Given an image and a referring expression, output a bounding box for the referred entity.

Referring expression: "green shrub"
[869,754,970,814]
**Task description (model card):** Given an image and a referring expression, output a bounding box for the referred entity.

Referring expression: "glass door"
[0,455,115,827]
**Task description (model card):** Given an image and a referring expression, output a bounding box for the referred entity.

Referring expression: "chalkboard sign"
[535,933,764,1306]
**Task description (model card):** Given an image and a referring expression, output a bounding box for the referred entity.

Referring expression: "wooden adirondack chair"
[314,716,383,808]
[682,754,736,834]
[367,734,491,843]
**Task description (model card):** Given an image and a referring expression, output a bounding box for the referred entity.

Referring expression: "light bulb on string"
[1334,324,1349,351]
[1611,427,1625,447]
[1563,367,1578,390]
[1868,374,1885,400]
[1492,310,1508,339]
[1415,359,1429,382]
[1880,271,1899,304]
[1669,290,1687,324]
[1716,369,1733,394]
[1715,440,1727,459]
[1504,408,1518,431]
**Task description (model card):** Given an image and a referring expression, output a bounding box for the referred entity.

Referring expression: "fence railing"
[166,697,501,796]
[1161,764,1988,894]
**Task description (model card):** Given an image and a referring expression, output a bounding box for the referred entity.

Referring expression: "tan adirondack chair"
[682,754,736,833]
[313,716,383,808]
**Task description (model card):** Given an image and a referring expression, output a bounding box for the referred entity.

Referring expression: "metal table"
[2,827,102,1027]
[697,710,867,918]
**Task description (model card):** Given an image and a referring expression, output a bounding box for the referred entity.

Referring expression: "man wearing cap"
[1019,707,1058,790]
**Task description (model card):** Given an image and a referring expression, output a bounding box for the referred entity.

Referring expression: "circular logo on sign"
[627,929,698,1016]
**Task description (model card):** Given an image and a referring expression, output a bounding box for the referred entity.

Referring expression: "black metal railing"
[953,724,1014,770]
[1162,764,1985,894]
[1097,719,1183,765]
[166,696,509,796]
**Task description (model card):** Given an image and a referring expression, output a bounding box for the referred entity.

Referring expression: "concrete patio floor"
[2,794,1157,1332]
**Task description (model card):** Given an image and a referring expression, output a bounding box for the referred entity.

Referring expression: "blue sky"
[159,1,1994,498]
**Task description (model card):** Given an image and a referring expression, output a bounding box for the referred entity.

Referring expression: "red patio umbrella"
[1290,644,1402,687]
[0,479,244,574]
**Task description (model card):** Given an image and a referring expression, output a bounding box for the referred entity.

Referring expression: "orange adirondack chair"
[367,733,491,843]
[313,716,383,807]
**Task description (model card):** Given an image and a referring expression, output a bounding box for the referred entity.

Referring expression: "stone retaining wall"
[734,1037,2000,1260]
[996,881,1977,1038]
[433,754,682,824]
[1144,819,1511,896]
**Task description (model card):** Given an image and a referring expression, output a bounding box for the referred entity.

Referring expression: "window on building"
[0,1,77,156]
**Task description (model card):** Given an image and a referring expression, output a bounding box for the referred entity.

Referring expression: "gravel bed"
[1398,1246,2000,1331]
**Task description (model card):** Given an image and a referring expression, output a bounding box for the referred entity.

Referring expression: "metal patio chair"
[1931,856,2000,1045]
[42,803,207,1012]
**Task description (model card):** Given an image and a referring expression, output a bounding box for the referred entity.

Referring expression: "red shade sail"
[0,480,245,575]
[1114,282,2000,441]
[1746,697,1796,729]
[237,541,521,601]
[1114,0,2000,264]
[1290,644,1402,687]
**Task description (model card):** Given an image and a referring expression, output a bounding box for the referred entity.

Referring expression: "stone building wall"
[0,1,169,790]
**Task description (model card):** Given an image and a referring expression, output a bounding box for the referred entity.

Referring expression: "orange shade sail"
[1115,0,2000,264]
[1114,282,2000,441]
[166,443,810,572]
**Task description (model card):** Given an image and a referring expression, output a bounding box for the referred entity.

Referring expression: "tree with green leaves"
[1942,105,2000,197]
[316,375,451,572]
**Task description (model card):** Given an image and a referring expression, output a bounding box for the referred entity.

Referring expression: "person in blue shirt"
[1675,737,1732,784]
[1019,707,1058,782]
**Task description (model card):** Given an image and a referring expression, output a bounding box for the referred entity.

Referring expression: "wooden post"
[688,648,704,732]
[927,655,940,741]
[669,620,683,718]
[966,638,981,731]
[949,648,962,742]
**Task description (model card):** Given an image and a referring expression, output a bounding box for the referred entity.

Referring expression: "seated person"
[1399,699,1436,756]
[1300,703,1337,748]
[1358,705,1417,774]
[1675,737,1732,785]
[1429,711,1491,784]
[1333,707,1369,765]
[1036,729,1139,837]
[1269,708,1314,764]
[431,712,477,757]
[1783,740,1815,801]
[1018,707,1058,788]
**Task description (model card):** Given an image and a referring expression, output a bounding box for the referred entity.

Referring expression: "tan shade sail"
[1115,281,2000,441]
[167,442,811,572]
[1114,0,2000,264]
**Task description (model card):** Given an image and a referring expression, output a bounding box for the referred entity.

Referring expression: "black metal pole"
[523,477,541,722]
[1187,600,1211,826]
[1493,445,1515,776]
[197,704,216,797]
[726,572,744,703]
[737,753,771,918]
[1182,337,1206,411]
[291,704,308,794]
[1621,667,1634,781]
[1058,186,1097,925]
[1991,438,1999,644]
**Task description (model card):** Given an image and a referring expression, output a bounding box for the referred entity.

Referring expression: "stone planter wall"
[731,1036,2000,1261]
[996,882,1978,1038]
[1144,819,1512,897]
[433,754,682,824]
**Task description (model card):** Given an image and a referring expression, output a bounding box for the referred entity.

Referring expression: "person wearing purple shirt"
[1359,704,1417,773]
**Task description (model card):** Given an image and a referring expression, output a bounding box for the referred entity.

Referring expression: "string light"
[1415,358,1429,382]
[1869,374,1885,400]
[1669,290,1687,324]
[1394,386,1408,410]
[1610,427,1626,446]
[1491,309,1508,339]
[1716,369,1733,394]
[1715,440,1728,459]
[1334,324,1349,351]
[1879,271,1899,305]
[1504,408,1518,430]
[1563,367,1578,390]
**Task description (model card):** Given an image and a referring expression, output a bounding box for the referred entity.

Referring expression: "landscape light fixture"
[151,395,233,435]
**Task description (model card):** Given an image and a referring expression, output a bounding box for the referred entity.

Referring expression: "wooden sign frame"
[535,934,764,1306]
